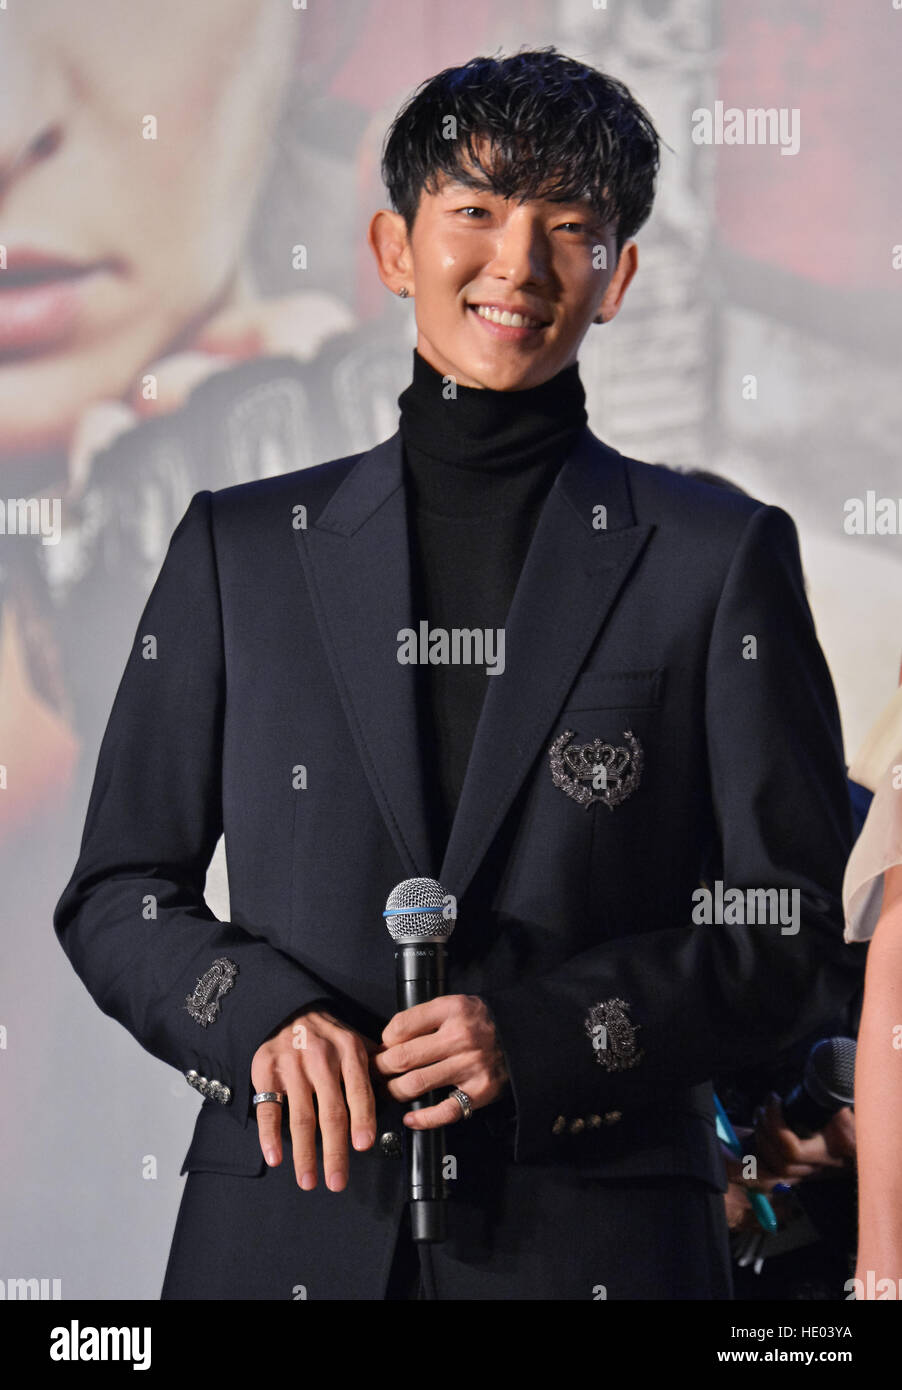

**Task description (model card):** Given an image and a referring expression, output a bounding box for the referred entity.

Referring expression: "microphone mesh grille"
[807,1036,856,1107]
[384,877,455,943]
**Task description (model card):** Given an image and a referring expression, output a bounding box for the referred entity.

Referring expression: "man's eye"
[556,222,586,233]
[457,206,489,218]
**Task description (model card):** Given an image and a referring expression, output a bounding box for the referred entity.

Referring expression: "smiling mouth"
[470,304,550,330]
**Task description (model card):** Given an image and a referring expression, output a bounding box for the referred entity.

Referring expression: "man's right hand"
[251,1010,378,1192]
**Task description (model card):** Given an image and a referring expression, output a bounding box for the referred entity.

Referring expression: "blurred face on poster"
[0,0,295,462]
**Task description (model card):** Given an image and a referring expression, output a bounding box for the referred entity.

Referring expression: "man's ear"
[368,209,414,298]
[594,240,639,324]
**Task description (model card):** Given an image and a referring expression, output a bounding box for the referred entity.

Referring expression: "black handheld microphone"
[383,876,456,1243]
[781,1036,856,1137]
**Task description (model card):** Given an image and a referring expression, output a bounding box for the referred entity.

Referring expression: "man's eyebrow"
[439,173,588,200]
[437,175,496,195]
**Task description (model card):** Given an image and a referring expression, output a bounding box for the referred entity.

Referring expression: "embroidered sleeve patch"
[184,957,238,1028]
[584,997,644,1071]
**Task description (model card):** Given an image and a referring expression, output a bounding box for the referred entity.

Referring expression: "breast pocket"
[553,665,664,808]
[491,669,667,941]
[563,666,664,712]
[553,666,667,934]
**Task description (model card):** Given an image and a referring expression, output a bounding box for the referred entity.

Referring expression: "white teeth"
[474,304,543,329]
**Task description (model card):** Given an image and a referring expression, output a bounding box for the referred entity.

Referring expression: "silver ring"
[252,1091,285,1106]
[449,1088,473,1121]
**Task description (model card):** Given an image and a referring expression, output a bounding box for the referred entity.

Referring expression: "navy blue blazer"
[53,425,865,1298]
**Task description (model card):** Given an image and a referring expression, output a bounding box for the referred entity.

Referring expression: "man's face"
[398,160,632,391]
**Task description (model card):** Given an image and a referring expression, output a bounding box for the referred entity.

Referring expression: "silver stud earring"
[398,287,410,299]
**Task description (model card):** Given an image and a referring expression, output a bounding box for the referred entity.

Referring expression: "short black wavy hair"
[381,47,661,253]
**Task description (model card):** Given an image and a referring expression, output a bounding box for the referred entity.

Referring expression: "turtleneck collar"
[398,348,588,475]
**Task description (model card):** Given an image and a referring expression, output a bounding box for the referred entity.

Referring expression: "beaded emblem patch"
[548,728,643,809]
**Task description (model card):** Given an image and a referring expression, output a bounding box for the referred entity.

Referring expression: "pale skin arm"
[853,862,902,1288]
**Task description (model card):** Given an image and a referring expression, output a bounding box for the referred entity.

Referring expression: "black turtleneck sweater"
[398,348,588,864]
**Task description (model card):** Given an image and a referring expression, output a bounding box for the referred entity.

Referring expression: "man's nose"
[0,36,69,200]
[484,215,550,286]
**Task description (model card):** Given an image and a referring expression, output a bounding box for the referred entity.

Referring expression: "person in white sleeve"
[843,680,902,1297]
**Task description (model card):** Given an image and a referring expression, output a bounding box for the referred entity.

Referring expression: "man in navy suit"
[54,49,865,1300]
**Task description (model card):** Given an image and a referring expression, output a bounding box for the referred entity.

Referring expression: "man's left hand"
[371,995,509,1128]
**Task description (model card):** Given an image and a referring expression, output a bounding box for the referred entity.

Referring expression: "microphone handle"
[781,1082,846,1138]
[395,942,447,1242]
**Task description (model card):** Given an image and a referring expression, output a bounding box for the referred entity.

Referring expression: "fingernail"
[265,1149,278,1166]
[353,1131,374,1150]
[327,1172,346,1192]
[301,1171,316,1190]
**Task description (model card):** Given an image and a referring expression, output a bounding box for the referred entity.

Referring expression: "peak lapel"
[292,433,435,881]
[438,429,654,903]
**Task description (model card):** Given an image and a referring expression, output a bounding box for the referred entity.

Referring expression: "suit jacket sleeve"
[53,490,339,1130]
[480,503,866,1163]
